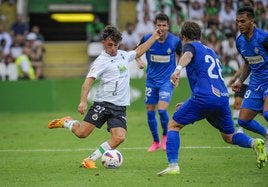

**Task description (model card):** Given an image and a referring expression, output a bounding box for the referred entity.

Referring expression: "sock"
[263,111,268,121]
[233,109,240,128]
[88,141,111,161]
[166,130,180,164]
[147,111,159,142]
[63,120,79,131]
[232,133,253,148]
[158,109,169,136]
[238,119,267,137]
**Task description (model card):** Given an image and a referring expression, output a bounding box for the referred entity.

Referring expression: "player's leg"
[208,105,267,168]
[146,86,161,152]
[157,82,173,150]
[237,89,268,137]
[262,95,268,156]
[233,96,244,133]
[82,103,127,168]
[158,99,202,176]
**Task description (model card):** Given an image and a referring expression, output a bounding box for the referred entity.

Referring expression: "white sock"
[233,109,240,127]
[88,141,112,161]
[63,120,79,131]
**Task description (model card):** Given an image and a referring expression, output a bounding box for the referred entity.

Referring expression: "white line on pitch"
[0,146,236,152]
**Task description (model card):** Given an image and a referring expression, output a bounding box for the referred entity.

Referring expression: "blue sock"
[166,130,180,164]
[238,119,267,137]
[158,109,169,136]
[263,111,268,121]
[147,111,159,142]
[232,133,253,148]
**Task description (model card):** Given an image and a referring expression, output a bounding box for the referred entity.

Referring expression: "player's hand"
[175,102,183,110]
[170,70,180,87]
[78,101,87,115]
[228,76,236,87]
[137,59,145,69]
[153,28,163,40]
[231,80,242,92]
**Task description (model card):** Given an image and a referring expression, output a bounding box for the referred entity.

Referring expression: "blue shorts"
[145,81,174,104]
[172,96,235,134]
[241,86,268,112]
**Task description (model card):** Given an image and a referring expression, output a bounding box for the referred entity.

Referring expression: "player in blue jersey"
[231,6,268,155]
[136,13,182,152]
[157,21,267,176]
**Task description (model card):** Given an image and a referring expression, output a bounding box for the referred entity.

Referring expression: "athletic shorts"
[83,101,127,131]
[172,96,235,134]
[234,84,248,98]
[145,81,174,104]
[241,85,268,112]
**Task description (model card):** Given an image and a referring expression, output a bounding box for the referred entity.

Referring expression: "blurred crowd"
[120,0,268,78]
[0,14,45,81]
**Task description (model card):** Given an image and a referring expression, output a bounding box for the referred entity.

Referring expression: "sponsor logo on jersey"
[245,55,264,64]
[150,55,170,63]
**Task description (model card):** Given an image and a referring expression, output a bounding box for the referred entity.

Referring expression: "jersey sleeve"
[86,58,106,79]
[182,43,195,56]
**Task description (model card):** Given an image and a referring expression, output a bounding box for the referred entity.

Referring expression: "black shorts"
[83,101,127,131]
[234,84,248,98]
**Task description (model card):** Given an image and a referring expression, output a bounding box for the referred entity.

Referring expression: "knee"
[113,133,126,146]
[263,111,268,121]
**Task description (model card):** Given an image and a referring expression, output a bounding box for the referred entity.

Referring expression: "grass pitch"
[0,78,267,186]
[0,111,267,187]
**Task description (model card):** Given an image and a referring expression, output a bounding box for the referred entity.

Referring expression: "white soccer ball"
[101,149,123,168]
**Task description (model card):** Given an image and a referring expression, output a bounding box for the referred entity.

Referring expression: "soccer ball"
[101,149,123,168]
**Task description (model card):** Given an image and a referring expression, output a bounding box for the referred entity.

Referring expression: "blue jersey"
[236,27,268,89]
[184,42,229,103]
[141,33,182,87]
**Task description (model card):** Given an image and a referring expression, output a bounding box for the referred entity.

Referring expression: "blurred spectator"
[136,0,156,21]
[135,13,154,39]
[218,2,236,34]
[0,22,12,57]
[204,0,220,28]
[0,54,18,81]
[204,23,224,42]
[120,22,140,51]
[10,34,25,59]
[155,0,174,17]
[31,25,45,43]
[221,33,239,72]
[25,32,45,79]
[10,14,28,37]
[15,46,35,80]
[188,0,205,28]
[206,32,222,57]
[85,16,104,42]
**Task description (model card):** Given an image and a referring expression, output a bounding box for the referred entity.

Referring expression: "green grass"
[0,78,267,186]
[0,111,267,187]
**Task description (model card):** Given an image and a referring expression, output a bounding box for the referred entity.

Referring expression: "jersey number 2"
[205,55,224,81]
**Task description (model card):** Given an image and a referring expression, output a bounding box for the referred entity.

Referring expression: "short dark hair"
[237,6,255,19]
[181,21,201,40]
[102,25,122,43]
[154,13,169,24]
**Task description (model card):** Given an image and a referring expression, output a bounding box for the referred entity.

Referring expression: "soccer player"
[231,6,268,155]
[47,25,163,169]
[136,13,182,152]
[157,21,267,176]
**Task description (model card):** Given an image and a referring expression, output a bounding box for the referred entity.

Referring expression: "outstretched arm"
[135,29,162,58]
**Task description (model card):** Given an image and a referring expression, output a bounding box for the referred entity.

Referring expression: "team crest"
[167,48,172,54]
[254,47,259,54]
[92,113,98,120]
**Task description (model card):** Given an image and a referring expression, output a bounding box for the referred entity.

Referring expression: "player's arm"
[78,77,95,115]
[135,29,162,58]
[237,57,251,84]
[171,44,194,86]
